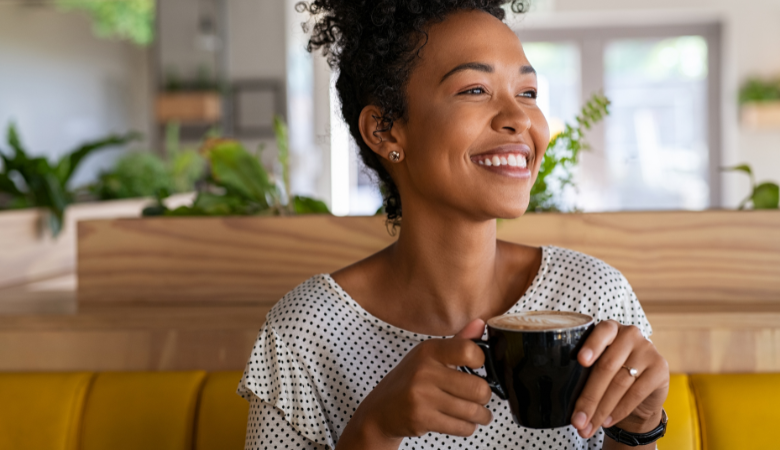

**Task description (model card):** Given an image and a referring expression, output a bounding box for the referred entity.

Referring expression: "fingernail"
[603,416,613,427]
[572,411,587,428]
[581,348,593,364]
[584,423,593,436]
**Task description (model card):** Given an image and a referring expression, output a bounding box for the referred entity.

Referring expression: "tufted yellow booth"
[0,372,93,450]
[1,371,777,449]
[690,373,780,450]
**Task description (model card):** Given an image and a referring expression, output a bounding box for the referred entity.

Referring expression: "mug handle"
[460,339,507,400]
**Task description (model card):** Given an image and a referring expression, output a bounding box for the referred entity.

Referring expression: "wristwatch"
[603,409,668,447]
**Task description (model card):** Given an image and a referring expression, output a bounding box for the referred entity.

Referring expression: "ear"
[358,104,406,163]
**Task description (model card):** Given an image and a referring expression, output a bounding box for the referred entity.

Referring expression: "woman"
[239,1,669,449]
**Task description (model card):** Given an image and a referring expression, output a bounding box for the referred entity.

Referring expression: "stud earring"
[389,151,401,162]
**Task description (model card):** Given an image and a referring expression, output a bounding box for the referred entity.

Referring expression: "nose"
[491,93,532,135]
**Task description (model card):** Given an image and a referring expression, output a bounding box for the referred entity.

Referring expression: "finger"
[578,320,620,367]
[426,412,480,438]
[571,325,638,432]
[585,354,652,436]
[454,319,486,340]
[603,361,670,428]
[430,339,485,369]
[435,390,493,426]
[436,368,493,405]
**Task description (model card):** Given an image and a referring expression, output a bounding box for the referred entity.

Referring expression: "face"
[360,10,550,221]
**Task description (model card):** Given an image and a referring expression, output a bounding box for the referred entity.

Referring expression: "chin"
[490,201,530,220]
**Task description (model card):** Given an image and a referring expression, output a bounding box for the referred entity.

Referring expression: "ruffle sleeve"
[237,324,335,449]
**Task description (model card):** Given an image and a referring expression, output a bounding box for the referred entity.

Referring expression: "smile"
[473,153,528,168]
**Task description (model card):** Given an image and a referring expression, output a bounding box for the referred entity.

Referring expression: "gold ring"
[622,365,639,378]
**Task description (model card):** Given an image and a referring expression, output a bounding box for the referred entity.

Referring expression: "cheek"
[406,102,484,167]
[530,110,550,171]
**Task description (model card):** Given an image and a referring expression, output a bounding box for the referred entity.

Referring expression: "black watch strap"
[603,409,668,447]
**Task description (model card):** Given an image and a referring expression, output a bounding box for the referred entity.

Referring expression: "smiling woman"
[237,2,669,450]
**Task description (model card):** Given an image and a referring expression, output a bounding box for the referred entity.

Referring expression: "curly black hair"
[297,0,528,226]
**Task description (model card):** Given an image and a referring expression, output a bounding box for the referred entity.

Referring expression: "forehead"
[414,10,528,77]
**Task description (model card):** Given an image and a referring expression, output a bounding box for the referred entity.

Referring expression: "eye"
[459,87,487,95]
[519,89,538,99]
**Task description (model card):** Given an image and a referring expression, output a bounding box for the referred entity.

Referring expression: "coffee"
[463,311,595,429]
[488,311,592,331]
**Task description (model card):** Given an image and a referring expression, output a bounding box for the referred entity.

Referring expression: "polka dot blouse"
[238,246,653,450]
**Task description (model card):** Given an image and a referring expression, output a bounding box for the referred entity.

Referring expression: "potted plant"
[0,123,140,236]
[143,116,329,216]
[739,77,780,129]
[0,123,142,290]
[155,66,223,124]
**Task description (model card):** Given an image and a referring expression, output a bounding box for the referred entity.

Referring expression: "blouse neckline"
[320,245,552,341]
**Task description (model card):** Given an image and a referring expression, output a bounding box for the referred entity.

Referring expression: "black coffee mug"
[463,311,595,429]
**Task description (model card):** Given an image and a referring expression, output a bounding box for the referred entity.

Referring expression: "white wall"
[530,0,780,207]
[0,5,152,188]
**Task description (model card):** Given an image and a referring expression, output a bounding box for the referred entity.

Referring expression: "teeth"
[475,153,528,168]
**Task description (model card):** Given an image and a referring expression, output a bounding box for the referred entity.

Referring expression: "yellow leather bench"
[0,371,777,449]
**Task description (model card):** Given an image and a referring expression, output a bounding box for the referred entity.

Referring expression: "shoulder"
[534,246,651,335]
[264,274,347,331]
[543,246,631,289]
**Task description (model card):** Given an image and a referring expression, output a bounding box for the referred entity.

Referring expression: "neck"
[388,202,505,333]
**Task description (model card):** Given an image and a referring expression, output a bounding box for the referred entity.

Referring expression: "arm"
[244,396,326,450]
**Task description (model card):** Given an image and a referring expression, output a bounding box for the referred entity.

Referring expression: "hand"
[336,319,493,450]
[570,320,670,440]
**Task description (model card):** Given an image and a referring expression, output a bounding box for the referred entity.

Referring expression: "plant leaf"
[206,140,275,207]
[293,195,330,214]
[721,164,753,176]
[0,172,22,196]
[56,131,141,185]
[7,123,29,160]
[752,182,780,209]
[192,192,246,215]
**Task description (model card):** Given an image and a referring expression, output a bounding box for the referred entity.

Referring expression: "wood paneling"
[650,312,780,373]
[1,307,778,373]
[0,305,269,372]
[77,215,396,304]
[78,210,780,306]
[3,210,777,373]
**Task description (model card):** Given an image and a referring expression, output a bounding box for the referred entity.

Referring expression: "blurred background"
[1,3,779,449]
[0,0,778,217]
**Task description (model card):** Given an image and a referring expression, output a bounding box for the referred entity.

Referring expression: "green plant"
[143,116,329,217]
[56,0,154,46]
[722,164,779,209]
[91,123,205,201]
[528,93,611,212]
[0,123,140,236]
[739,78,780,104]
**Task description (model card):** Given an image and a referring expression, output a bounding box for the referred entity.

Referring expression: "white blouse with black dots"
[238,246,653,450]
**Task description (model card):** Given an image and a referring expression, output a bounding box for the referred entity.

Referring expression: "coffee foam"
[488,311,592,331]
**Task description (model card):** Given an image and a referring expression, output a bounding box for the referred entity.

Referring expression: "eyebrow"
[439,62,537,84]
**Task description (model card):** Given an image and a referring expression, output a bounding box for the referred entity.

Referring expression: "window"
[517,22,721,211]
